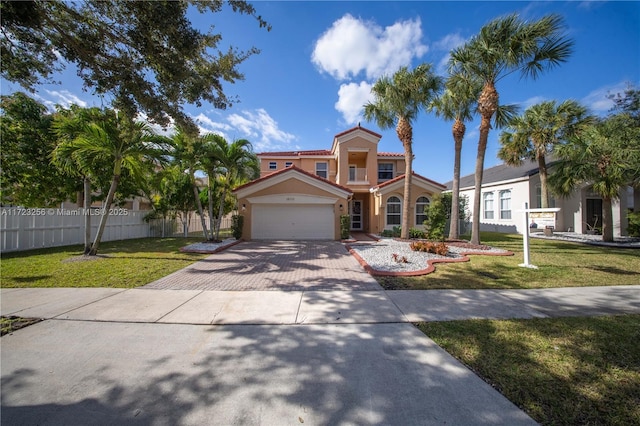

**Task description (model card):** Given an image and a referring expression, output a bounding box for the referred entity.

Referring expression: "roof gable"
[233,165,352,198]
[371,172,445,194]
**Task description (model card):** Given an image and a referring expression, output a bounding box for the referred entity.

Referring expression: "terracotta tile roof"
[334,125,382,139]
[233,165,352,194]
[372,172,446,190]
[257,150,332,157]
[377,152,404,157]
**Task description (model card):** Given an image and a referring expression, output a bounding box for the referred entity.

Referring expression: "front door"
[586,198,603,231]
[351,200,362,230]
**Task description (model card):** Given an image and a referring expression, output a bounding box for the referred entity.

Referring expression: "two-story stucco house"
[233,125,445,240]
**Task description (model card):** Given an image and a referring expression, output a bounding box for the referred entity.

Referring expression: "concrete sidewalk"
[2,285,639,325]
[2,286,638,425]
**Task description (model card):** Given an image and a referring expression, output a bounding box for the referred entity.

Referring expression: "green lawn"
[417,314,640,426]
[377,232,640,290]
[1,237,209,288]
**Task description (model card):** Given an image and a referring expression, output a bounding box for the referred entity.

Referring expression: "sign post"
[519,203,561,269]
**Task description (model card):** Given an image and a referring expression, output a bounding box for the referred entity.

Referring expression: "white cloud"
[192,113,232,138]
[335,81,374,125]
[227,108,297,151]
[433,33,467,75]
[37,89,88,110]
[581,82,631,114]
[521,96,548,109]
[433,33,466,52]
[312,14,427,81]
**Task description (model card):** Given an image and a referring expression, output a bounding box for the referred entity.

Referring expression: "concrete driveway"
[143,240,383,291]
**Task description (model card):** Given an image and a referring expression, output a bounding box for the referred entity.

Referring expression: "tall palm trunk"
[537,154,550,208]
[449,119,465,239]
[83,176,92,255]
[190,169,209,240]
[471,82,499,245]
[89,169,120,256]
[397,116,413,239]
[602,197,613,242]
[214,185,228,241]
[208,180,215,240]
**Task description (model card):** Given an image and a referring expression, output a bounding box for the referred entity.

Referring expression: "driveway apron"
[143,240,383,291]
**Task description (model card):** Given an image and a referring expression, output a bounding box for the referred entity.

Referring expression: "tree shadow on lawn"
[417,315,640,425]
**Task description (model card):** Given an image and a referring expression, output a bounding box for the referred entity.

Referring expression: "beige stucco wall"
[236,177,349,240]
[372,186,442,233]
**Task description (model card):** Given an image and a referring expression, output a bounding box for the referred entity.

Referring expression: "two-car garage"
[233,167,352,241]
[251,204,335,240]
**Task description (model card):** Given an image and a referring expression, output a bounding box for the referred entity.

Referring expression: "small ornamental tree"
[424,194,448,241]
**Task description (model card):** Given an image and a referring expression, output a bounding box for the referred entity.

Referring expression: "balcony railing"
[348,167,368,183]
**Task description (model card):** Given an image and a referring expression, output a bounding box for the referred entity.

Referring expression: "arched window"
[415,196,430,225]
[386,196,401,226]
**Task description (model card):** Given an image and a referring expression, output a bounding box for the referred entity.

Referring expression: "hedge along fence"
[0,207,150,253]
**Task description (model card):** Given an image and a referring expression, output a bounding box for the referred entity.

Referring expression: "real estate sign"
[529,211,556,230]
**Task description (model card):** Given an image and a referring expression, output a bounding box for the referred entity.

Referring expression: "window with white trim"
[378,163,393,181]
[500,190,512,219]
[285,161,293,168]
[268,161,277,170]
[316,162,328,178]
[483,192,494,219]
[415,196,430,226]
[536,185,555,208]
[386,196,401,226]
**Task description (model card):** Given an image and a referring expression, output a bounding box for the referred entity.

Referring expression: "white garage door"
[252,204,334,240]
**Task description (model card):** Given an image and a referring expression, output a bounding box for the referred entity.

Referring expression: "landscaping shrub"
[340,215,350,239]
[424,194,447,241]
[628,211,640,237]
[231,215,244,240]
[409,227,425,239]
[381,226,402,237]
[410,240,449,256]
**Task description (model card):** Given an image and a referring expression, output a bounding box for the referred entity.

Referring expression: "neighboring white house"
[445,159,632,236]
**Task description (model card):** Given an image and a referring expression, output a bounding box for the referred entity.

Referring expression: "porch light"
[339,204,344,211]
[242,204,246,211]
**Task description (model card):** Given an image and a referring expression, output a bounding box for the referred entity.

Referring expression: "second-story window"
[378,163,393,181]
[316,162,328,179]
[285,161,293,168]
[269,161,277,170]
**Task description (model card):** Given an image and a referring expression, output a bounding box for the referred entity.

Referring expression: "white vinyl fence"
[0,207,234,253]
[1,207,149,253]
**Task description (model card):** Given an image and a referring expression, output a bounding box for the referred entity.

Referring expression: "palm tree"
[52,106,110,254]
[170,128,210,240]
[449,13,573,245]
[548,114,640,242]
[55,110,168,255]
[430,74,481,239]
[205,136,259,241]
[498,100,594,208]
[364,64,443,239]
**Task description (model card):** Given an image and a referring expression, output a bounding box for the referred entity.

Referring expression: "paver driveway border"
[142,240,383,291]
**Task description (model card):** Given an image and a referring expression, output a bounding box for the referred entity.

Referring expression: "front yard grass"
[1,237,209,288]
[417,314,640,426]
[377,232,640,290]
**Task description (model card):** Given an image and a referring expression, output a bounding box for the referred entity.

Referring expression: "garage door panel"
[253,204,334,240]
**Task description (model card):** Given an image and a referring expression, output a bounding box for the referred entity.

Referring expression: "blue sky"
[3,1,639,184]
